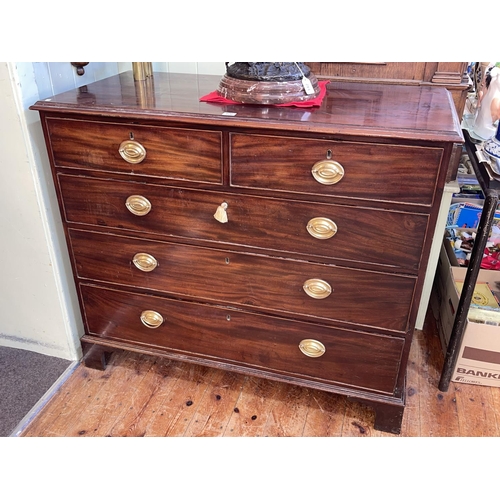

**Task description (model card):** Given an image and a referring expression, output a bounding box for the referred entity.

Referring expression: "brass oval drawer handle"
[303,278,332,299]
[306,217,338,239]
[299,339,326,358]
[311,160,344,185]
[140,310,164,329]
[133,252,158,272]
[119,139,147,164]
[125,195,152,216]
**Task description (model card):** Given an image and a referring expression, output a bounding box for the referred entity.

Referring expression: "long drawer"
[58,174,428,271]
[230,133,443,206]
[46,118,223,183]
[70,229,416,333]
[80,284,404,394]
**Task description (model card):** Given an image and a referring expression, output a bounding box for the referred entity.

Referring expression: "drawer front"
[230,134,443,206]
[58,174,428,271]
[81,284,404,394]
[46,118,223,183]
[70,230,416,332]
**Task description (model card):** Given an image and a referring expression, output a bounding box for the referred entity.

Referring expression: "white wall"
[158,62,225,75]
[0,61,225,361]
[0,62,124,360]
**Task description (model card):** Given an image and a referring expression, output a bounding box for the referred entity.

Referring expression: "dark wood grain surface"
[31,72,463,142]
[47,117,223,183]
[69,229,416,333]
[80,284,404,395]
[230,134,443,206]
[58,174,429,271]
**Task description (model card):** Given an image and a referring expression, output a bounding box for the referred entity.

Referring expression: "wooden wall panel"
[306,62,470,116]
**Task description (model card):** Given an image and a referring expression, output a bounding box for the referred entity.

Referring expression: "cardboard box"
[432,241,459,351]
[434,241,500,387]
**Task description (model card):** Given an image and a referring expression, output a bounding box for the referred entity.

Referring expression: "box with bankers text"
[435,242,500,387]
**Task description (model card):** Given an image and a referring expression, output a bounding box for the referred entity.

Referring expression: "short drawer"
[230,133,443,206]
[81,284,404,394]
[46,117,223,183]
[70,230,416,333]
[58,174,428,271]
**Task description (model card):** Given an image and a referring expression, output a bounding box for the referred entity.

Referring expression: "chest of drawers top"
[31,71,462,143]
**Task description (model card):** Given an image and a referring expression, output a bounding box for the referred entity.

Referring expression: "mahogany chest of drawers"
[31,71,463,434]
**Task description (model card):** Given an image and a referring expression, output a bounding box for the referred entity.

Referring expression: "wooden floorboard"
[20,310,500,437]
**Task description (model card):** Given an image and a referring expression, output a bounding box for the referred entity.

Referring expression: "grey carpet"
[0,346,72,436]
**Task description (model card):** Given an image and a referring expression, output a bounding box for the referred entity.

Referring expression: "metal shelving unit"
[439,129,500,391]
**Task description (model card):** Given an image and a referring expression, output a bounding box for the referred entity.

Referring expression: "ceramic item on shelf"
[472,65,500,140]
[484,121,500,160]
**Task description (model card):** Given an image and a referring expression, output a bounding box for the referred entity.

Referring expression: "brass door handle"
[311,160,344,185]
[306,217,338,239]
[299,339,326,358]
[140,310,164,329]
[133,252,158,272]
[119,139,147,164]
[303,278,332,299]
[126,195,152,216]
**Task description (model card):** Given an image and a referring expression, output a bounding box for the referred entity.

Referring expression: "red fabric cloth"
[482,248,500,270]
[200,80,329,108]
